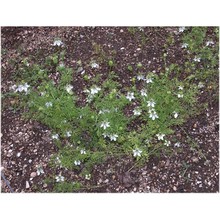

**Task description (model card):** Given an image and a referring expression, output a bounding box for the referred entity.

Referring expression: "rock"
[173,186,177,191]
[17,152,21,157]
[165,160,170,167]
[193,123,197,128]
[43,183,47,188]
[26,181,30,189]
[104,179,109,183]
[30,172,37,178]
[192,157,199,163]
[106,168,112,174]
[112,175,116,180]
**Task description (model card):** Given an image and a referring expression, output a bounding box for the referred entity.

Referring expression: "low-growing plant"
[6,28,218,191]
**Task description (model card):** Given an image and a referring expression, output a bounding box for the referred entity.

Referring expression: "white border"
[0,0,219,219]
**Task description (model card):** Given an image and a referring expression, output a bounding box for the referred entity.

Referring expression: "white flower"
[156,133,165,141]
[140,89,147,97]
[10,85,17,91]
[100,121,110,130]
[109,134,118,141]
[178,86,183,90]
[99,109,110,114]
[133,148,142,157]
[193,57,201,62]
[164,140,171,146]
[80,149,86,155]
[147,99,156,108]
[181,43,188,48]
[138,27,144,32]
[52,134,59,140]
[53,40,63,46]
[206,41,214,46]
[15,83,30,93]
[149,111,159,120]
[45,102,53,107]
[40,92,46,96]
[174,142,181,147]
[74,160,81,166]
[179,27,185,32]
[137,75,145,81]
[65,84,73,94]
[91,62,99,69]
[55,174,64,182]
[66,131,72,137]
[126,92,135,101]
[85,174,91,180]
[59,63,65,67]
[173,111,179,118]
[90,86,101,95]
[133,108,142,116]
[198,82,204,88]
[36,165,44,176]
[145,76,153,83]
[102,133,109,138]
[177,93,184,98]
[56,157,61,164]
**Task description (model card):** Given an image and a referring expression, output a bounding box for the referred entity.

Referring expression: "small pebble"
[26,181,30,189]
[17,152,21,157]
[192,157,199,163]
[30,172,37,178]
[173,186,177,191]
[104,179,109,183]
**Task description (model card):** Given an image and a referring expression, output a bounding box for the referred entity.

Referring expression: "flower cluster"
[102,133,118,141]
[65,84,73,94]
[181,43,188,49]
[173,111,179,118]
[136,74,153,84]
[133,107,142,116]
[65,131,72,137]
[91,62,99,69]
[80,149,86,155]
[206,40,214,46]
[99,109,111,114]
[147,99,158,120]
[85,174,91,180]
[53,40,63,47]
[156,133,165,140]
[74,160,81,166]
[140,89,147,97]
[179,27,185,32]
[36,165,44,176]
[133,148,142,157]
[84,86,101,102]
[45,102,53,108]
[100,120,110,130]
[55,174,64,182]
[126,92,135,101]
[52,134,59,140]
[177,86,184,98]
[11,83,30,94]
[193,57,201,62]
